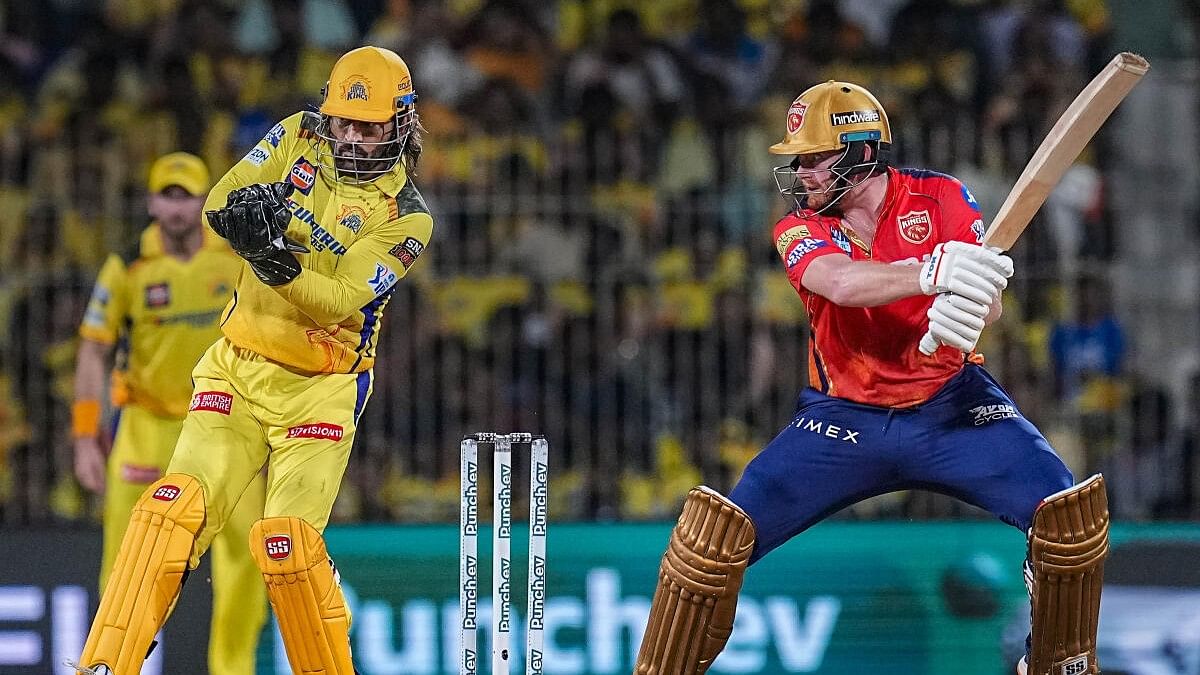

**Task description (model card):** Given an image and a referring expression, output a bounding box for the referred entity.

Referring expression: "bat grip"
[919,331,939,356]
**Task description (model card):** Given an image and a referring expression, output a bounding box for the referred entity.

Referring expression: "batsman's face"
[791,150,843,209]
[149,186,205,238]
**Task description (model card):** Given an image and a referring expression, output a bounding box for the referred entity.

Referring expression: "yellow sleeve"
[203,115,297,220]
[271,211,434,326]
[79,254,129,344]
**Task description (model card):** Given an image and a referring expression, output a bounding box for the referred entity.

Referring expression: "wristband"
[72,400,101,439]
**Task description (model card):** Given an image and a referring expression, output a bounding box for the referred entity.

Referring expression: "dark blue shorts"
[729,364,1074,564]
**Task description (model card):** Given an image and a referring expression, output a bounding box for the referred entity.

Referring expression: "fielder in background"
[72,152,267,675]
[72,45,433,675]
[634,82,1108,675]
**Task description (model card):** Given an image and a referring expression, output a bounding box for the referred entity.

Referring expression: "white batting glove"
[919,292,990,355]
[918,241,1013,305]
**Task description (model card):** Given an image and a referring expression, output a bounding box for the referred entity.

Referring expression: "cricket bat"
[920,52,1150,355]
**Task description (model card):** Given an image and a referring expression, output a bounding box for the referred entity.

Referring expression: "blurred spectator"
[1048,273,1126,407]
[679,0,777,117]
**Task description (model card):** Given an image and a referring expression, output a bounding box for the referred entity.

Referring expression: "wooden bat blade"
[984,52,1149,251]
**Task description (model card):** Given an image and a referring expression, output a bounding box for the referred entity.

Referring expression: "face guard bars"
[312,92,418,185]
[771,130,884,215]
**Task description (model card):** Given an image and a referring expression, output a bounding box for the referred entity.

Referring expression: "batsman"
[72,45,433,675]
[634,82,1108,675]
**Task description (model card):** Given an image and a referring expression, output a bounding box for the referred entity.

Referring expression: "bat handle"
[919,331,939,356]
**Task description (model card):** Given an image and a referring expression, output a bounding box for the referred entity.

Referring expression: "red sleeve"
[772,212,845,294]
[940,176,987,245]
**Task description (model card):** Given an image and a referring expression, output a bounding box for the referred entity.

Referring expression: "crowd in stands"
[2,0,1195,525]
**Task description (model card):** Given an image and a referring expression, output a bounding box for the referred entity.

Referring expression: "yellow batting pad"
[251,516,356,674]
[635,486,756,674]
[77,474,205,675]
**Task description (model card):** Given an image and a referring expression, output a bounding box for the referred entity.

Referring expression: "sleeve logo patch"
[287,422,345,441]
[289,158,317,194]
[897,210,932,244]
[786,238,828,268]
[244,147,270,166]
[264,535,292,560]
[388,237,424,270]
[189,391,233,414]
[775,225,811,256]
[368,262,398,294]
[264,123,286,148]
[144,282,171,308]
[971,218,985,243]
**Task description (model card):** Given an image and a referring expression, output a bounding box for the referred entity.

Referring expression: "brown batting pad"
[634,486,757,675]
[1027,474,1109,675]
[76,474,205,675]
[251,516,355,674]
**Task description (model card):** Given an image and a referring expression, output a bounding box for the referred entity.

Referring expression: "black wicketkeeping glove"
[207,182,309,286]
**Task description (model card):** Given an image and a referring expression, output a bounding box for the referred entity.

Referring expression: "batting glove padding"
[918,241,1013,305]
[922,292,990,354]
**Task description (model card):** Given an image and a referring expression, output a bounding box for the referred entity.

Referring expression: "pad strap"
[77,474,205,674]
[251,516,356,674]
[1028,474,1109,675]
[635,486,756,674]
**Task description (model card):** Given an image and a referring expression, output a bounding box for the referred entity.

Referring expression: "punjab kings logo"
[786,97,809,134]
[152,484,181,501]
[897,209,933,244]
[190,391,233,415]
[287,423,344,441]
[264,535,292,561]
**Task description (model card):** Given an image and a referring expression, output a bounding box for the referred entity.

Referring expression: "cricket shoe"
[63,660,111,675]
[1016,656,1028,675]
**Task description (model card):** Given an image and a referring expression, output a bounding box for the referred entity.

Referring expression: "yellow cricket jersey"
[206,112,433,374]
[80,226,242,419]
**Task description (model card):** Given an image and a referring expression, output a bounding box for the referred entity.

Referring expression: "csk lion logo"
[337,205,367,233]
[340,75,371,102]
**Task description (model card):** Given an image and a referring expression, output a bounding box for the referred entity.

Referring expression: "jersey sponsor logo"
[336,204,366,233]
[368,262,398,295]
[829,109,881,126]
[264,123,286,148]
[969,404,1018,426]
[289,157,317,194]
[147,308,224,328]
[152,484,181,501]
[264,535,292,560]
[287,422,345,441]
[785,238,828,268]
[775,225,811,256]
[190,391,233,415]
[971,218,985,243]
[831,227,852,254]
[897,210,932,244]
[387,236,425,270]
[244,147,270,166]
[786,97,809,134]
[792,416,860,444]
[144,282,171,308]
[288,202,348,255]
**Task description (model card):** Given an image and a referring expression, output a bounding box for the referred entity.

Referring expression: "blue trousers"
[730,364,1074,564]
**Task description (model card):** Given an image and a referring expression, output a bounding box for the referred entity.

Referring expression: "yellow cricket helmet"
[312,45,419,184]
[768,80,891,156]
[320,45,416,123]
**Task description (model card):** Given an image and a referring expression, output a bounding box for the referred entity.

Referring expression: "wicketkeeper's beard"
[333,145,395,174]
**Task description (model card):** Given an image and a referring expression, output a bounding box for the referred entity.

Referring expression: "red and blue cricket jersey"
[773,167,988,407]
[732,167,1073,569]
